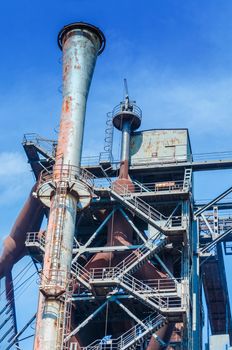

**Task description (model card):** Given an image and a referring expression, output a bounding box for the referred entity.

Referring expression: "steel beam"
[115,299,147,328]
[200,227,232,254]
[5,314,36,350]
[192,220,201,349]
[119,207,147,243]
[64,301,108,342]
[195,186,232,217]
[75,245,140,254]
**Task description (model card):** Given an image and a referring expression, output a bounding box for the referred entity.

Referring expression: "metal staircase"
[113,234,167,276]
[132,180,152,193]
[25,232,183,314]
[71,261,91,289]
[89,270,182,314]
[26,223,166,288]
[70,232,167,291]
[93,179,183,235]
[70,313,167,350]
[110,182,167,234]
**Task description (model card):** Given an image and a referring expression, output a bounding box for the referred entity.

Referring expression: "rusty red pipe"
[0,184,45,279]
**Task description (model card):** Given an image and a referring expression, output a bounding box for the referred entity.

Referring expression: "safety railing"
[23,133,232,169]
[115,235,166,273]
[71,313,165,350]
[38,163,95,188]
[93,177,185,231]
[71,261,91,289]
[142,278,180,292]
[40,269,69,295]
[89,269,181,310]
[23,133,57,156]
[117,273,182,311]
[111,181,166,222]
[112,102,142,121]
[25,232,45,251]
[132,180,185,194]
[81,150,232,169]
[89,268,179,294]
[94,179,185,194]
[165,215,183,229]
[199,215,232,233]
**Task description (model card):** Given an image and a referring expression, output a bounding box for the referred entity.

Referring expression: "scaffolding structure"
[1,21,232,350]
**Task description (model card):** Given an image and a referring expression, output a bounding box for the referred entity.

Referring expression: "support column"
[192,219,201,349]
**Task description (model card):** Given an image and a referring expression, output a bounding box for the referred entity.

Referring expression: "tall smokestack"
[34,22,105,350]
[56,22,105,168]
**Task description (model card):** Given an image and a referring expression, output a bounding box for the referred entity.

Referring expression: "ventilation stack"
[33,22,105,350]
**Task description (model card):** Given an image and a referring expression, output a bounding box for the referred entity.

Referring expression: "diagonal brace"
[200,227,232,254]
[115,299,148,329]
[72,208,117,263]
[195,186,232,217]
[64,300,108,343]
[119,207,147,243]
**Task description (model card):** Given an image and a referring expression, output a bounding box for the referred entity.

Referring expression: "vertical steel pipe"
[34,23,105,350]
[119,120,131,179]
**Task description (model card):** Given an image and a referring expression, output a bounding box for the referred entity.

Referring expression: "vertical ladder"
[213,206,219,240]
[41,180,68,293]
[183,169,192,190]
[58,284,73,350]
[99,112,114,163]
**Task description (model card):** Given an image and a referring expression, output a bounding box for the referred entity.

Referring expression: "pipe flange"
[57,22,106,55]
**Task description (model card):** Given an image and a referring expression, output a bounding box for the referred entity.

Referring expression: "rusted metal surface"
[202,252,232,337]
[34,22,105,350]
[146,324,173,350]
[67,91,182,350]
[130,129,191,165]
[1,22,190,350]
[0,183,44,278]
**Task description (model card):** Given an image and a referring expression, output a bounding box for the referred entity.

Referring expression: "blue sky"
[1,0,232,348]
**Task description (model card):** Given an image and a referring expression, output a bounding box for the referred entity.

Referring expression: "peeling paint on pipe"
[34,22,105,350]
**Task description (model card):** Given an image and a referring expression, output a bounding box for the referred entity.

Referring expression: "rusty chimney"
[33,22,105,350]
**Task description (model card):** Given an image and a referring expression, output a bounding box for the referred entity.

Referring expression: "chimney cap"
[57,22,106,55]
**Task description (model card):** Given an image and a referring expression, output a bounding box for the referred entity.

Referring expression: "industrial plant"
[1,21,232,350]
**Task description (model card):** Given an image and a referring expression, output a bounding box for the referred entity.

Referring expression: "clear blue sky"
[1,0,232,348]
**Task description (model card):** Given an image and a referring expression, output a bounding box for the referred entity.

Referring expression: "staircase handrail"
[78,313,165,350]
